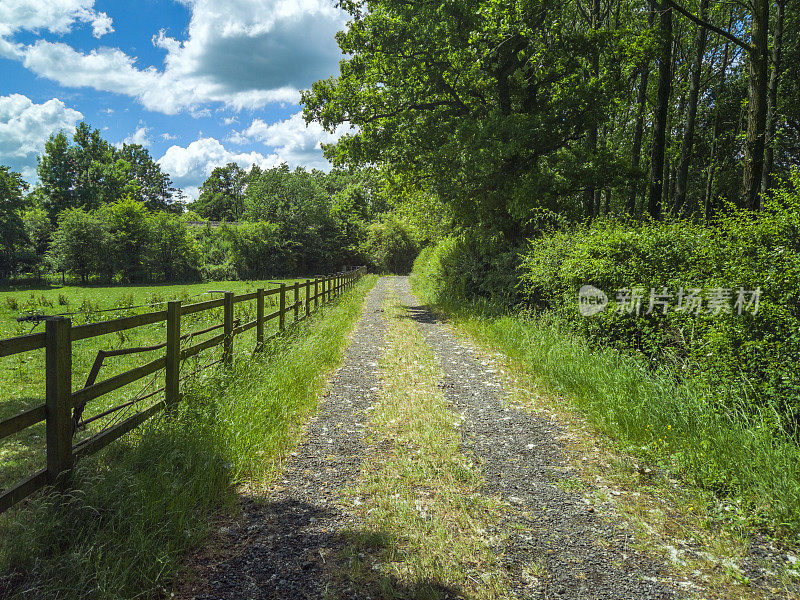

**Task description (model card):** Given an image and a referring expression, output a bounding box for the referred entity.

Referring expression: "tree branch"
[648,0,752,52]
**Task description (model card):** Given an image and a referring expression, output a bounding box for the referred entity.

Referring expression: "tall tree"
[0,166,29,280]
[628,9,655,215]
[762,0,786,195]
[743,0,770,208]
[648,1,673,219]
[303,0,626,238]
[193,163,249,221]
[674,0,709,214]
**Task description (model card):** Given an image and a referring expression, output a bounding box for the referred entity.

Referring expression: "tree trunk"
[674,0,709,215]
[742,0,770,209]
[705,28,732,221]
[762,0,785,196]
[648,3,672,220]
[584,0,602,219]
[628,12,654,215]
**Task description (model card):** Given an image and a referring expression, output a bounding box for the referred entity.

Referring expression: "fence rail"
[0,267,366,514]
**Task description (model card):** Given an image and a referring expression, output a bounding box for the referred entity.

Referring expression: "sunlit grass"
[0,277,312,492]
[0,275,377,600]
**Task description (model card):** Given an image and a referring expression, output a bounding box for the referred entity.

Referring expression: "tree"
[101,196,153,282]
[674,0,709,214]
[119,144,180,212]
[48,208,107,283]
[244,164,337,271]
[22,207,53,277]
[224,221,284,279]
[762,0,787,195]
[0,166,29,280]
[648,2,673,220]
[302,0,627,240]
[37,123,179,221]
[37,131,76,220]
[193,163,249,221]
[149,212,198,281]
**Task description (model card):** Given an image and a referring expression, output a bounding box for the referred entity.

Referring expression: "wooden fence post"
[305,279,311,318]
[314,278,319,310]
[46,317,72,485]
[256,288,265,346]
[166,301,181,406]
[279,283,286,331]
[223,292,234,365]
[294,281,300,321]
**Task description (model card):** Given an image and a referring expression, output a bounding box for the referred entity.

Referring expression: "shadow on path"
[189,499,465,600]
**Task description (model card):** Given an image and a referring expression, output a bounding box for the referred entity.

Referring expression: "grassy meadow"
[0,275,377,599]
[0,278,315,493]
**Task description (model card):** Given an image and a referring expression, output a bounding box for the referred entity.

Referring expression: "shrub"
[362,219,419,274]
[411,232,523,303]
[518,174,800,433]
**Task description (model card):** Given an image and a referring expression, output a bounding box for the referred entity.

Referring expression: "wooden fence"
[0,267,365,514]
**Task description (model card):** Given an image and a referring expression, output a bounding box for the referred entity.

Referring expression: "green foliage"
[47,208,107,283]
[193,162,248,221]
[412,233,523,304]
[148,211,199,281]
[518,173,800,433]
[37,123,178,220]
[100,196,153,283]
[244,164,339,271]
[223,221,284,279]
[303,0,631,241]
[0,166,29,280]
[362,218,418,274]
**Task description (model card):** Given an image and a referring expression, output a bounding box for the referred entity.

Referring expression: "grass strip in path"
[335,283,514,598]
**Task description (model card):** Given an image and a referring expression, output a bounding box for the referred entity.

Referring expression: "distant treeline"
[0,124,421,284]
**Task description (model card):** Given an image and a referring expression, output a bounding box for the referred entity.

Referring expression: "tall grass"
[0,275,377,599]
[412,260,800,539]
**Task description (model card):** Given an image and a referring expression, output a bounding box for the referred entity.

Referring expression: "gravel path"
[177,276,678,599]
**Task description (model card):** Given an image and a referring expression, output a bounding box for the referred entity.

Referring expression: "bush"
[410,232,522,303]
[362,219,419,274]
[518,174,800,433]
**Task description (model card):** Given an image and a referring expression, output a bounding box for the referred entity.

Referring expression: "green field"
[0,278,312,493]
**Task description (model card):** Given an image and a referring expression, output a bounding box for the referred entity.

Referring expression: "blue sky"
[0,0,348,199]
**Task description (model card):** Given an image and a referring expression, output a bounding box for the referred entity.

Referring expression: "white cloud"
[0,1,113,38]
[122,126,152,147]
[229,111,348,170]
[0,94,83,179]
[8,0,344,114]
[157,137,278,197]
[161,132,177,141]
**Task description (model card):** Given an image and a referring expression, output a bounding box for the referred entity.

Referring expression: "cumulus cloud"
[122,126,152,147]
[229,111,348,170]
[157,137,278,198]
[0,94,83,178]
[8,0,344,114]
[0,1,113,38]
